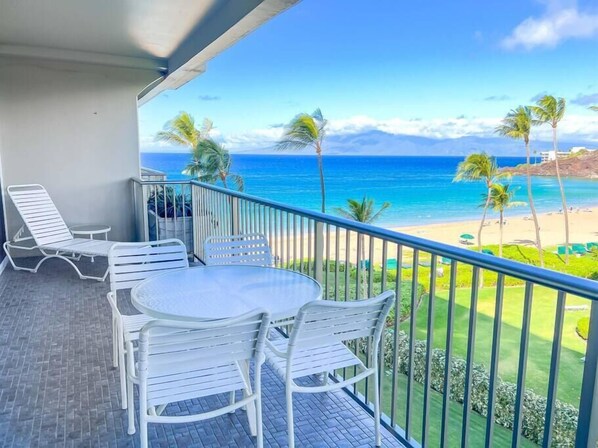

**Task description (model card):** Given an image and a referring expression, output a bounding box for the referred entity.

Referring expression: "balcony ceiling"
[0,0,219,60]
[0,0,298,101]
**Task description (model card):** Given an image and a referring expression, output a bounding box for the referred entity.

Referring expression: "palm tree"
[155,112,213,149]
[335,196,391,226]
[190,139,244,191]
[276,109,328,213]
[484,183,525,257]
[454,153,506,251]
[531,95,569,263]
[335,196,391,296]
[495,106,544,266]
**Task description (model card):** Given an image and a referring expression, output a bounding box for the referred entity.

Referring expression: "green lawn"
[323,266,591,406]
[401,285,589,406]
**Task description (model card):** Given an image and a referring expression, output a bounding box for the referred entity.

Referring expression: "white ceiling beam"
[0,44,168,72]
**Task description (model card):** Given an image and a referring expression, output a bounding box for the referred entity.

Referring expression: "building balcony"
[0,179,596,447]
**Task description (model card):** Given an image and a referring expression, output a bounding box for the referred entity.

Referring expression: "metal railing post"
[231,196,240,235]
[576,301,598,447]
[191,183,200,259]
[141,183,149,242]
[314,221,324,284]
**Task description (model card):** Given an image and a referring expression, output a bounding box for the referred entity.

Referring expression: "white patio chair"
[107,239,188,413]
[265,291,395,448]
[127,310,271,448]
[204,233,273,267]
[3,184,117,281]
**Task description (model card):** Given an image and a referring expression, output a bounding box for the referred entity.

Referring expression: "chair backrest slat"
[204,233,273,267]
[289,291,395,352]
[139,311,270,380]
[7,184,73,246]
[108,239,189,292]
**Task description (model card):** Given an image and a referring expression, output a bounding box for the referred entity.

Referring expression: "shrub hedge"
[360,330,578,445]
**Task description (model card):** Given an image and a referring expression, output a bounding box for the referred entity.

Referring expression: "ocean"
[140,153,598,227]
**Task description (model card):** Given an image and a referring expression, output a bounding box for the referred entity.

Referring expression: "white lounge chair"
[107,239,189,414]
[3,184,116,281]
[265,291,395,448]
[128,311,270,448]
[204,233,273,266]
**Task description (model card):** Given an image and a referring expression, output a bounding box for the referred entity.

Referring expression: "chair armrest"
[265,339,289,358]
[106,292,121,317]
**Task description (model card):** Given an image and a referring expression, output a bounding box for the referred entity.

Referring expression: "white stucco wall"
[0,56,160,242]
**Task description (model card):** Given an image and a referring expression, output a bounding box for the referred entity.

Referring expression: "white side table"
[70,224,111,262]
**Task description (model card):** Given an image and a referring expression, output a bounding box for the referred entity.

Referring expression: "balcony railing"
[132,177,598,448]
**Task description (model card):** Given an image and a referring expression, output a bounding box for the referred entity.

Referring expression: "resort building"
[540,146,597,162]
[0,2,597,448]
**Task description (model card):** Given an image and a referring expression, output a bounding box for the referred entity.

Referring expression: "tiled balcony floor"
[0,258,404,447]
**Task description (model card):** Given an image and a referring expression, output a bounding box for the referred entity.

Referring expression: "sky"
[139,0,598,153]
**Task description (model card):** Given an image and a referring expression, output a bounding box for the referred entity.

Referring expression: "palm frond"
[275,110,326,152]
[495,106,531,142]
[483,183,525,211]
[155,111,209,148]
[334,196,390,224]
[454,153,498,182]
[228,174,244,192]
[532,95,566,126]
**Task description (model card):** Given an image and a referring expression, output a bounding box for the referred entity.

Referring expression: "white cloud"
[219,114,598,152]
[501,3,598,50]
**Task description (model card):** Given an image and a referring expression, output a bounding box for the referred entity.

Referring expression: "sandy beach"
[271,206,598,266]
[393,207,598,248]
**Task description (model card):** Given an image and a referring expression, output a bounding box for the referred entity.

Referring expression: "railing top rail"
[131,178,598,300]
[131,177,191,186]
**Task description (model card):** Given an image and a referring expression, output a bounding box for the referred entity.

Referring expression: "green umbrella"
[460,233,474,240]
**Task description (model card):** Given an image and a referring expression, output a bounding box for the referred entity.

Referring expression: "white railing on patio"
[132,178,598,448]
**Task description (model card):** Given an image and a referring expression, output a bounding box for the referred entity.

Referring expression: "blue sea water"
[140,153,598,227]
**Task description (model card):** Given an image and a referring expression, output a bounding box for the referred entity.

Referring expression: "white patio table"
[130,264,322,437]
[131,264,322,322]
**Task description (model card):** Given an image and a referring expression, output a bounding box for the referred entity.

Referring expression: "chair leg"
[373,370,381,447]
[139,414,148,448]
[127,375,136,435]
[286,386,295,448]
[240,362,257,436]
[118,332,127,410]
[112,316,118,368]
[255,365,264,448]
[228,391,236,414]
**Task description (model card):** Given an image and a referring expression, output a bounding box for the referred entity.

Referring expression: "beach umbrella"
[459,233,475,244]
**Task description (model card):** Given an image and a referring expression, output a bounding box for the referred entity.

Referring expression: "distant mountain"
[321,130,595,156]
[146,130,596,157]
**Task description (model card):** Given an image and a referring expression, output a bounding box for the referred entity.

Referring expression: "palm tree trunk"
[525,141,544,267]
[316,147,326,213]
[499,210,504,257]
[552,126,570,264]
[221,173,228,189]
[478,187,491,251]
